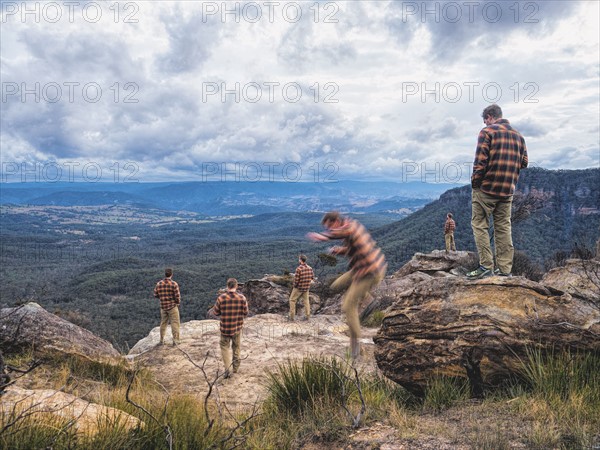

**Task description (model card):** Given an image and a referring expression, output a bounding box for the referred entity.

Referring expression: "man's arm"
[329,245,349,256]
[293,266,301,288]
[471,129,490,189]
[521,137,528,168]
[240,294,249,317]
[213,296,221,316]
[174,283,181,305]
[154,283,159,298]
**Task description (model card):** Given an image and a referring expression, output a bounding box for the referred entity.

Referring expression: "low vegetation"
[2,348,598,449]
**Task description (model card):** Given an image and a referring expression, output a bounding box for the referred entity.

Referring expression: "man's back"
[472,119,528,198]
[294,263,314,291]
[154,278,180,310]
[214,291,248,336]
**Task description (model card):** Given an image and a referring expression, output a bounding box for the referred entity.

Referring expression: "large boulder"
[374,276,600,397]
[0,303,121,364]
[240,277,321,316]
[392,250,475,278]
[541,259,600,304]
[1,386,142,435]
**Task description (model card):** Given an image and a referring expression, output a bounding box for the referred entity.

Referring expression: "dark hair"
[482,104,502,120]
[227,278,238,289]
[447,213,453,218]
[165,268,173,277]
[299,254,307,263]
[321,211,341,225]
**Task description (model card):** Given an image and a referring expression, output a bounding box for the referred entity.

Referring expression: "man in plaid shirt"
[307,211,387,360]
[212,278,248,378]
[444,213,456,253]
[288,254,314,321]
[153,267,181,345]
[468,104,528,279]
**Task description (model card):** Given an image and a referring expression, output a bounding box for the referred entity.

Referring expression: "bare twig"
[219,400,262,450]
[177,347,219,434]
[315,357,367,429]
[125,369,173,450]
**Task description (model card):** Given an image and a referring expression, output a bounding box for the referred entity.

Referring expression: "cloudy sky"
[1,0,598,183]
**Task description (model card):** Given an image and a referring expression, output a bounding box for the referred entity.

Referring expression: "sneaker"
[157,341,165,346]
[466,266,492,279]
[493,268,512,277]
[223,370,231,379]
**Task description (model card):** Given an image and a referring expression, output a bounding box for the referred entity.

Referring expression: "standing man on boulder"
[307,211,387,360]
[154,267,181,346]
[288,254,315,321]
[212,278,248,378]
[467,104,528,279]
[444,213,457,253]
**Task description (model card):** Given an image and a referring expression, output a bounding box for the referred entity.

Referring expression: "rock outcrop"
[128,314,377,408]
[240,277,321,316]
[374,257,600,397]
[541,259,600,304]
[1,386,142,435]
[392,250,475,278]
[0,303,121,364]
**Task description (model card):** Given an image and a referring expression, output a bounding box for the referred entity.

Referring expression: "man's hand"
[306,232,327,242]
[207,307,217,319]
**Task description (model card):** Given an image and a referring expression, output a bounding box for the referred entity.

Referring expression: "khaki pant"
[331,270,384,342]
[471,189,514,273]
[289,288,310,320]
[220,332,241,373]
[445,233,456,252]
[160,306,180,344]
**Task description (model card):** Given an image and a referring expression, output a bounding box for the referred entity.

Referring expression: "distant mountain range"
[0,180,459,217]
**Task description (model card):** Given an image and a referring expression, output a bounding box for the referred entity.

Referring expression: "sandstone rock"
[392,251,475,278]
[0,303,121,364]
[541,259,600,303]
[128,314,378,409]
[374,276,600,397]
[1,386,142,435]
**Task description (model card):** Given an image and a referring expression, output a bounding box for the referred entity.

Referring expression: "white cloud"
[0,0,598,182]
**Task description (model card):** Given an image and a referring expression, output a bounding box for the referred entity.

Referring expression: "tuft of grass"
[423,375,469,413]
[468,426,511,450]
[361,310,385,328]
[513,347,600,449]
[264,356,352,416]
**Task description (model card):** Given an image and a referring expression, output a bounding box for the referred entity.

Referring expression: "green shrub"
[265,356,352,416]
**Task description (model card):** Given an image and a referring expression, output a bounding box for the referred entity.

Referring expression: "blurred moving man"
[307,211,386,360]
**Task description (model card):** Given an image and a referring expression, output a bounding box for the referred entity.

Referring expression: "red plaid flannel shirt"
[318,217,387,280]
[213,290,248,336]
[154,277,181,311]
[294,262,314,292]
[472,119,528,198]
[444,217,456,234]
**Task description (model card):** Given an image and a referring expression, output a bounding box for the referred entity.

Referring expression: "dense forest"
[1,167,598,349]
